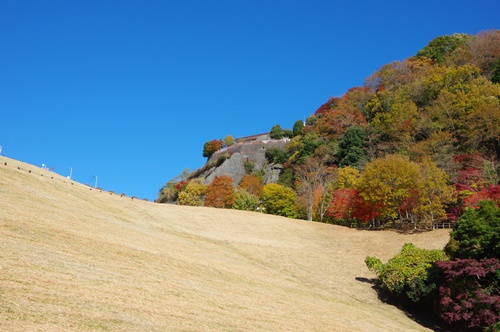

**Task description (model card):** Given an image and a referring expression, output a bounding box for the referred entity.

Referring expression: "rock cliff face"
[196,135,287,186]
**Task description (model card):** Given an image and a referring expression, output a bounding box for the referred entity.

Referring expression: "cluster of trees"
[161,30,499,227]
[158,172,299,217]
[366,201,500,330]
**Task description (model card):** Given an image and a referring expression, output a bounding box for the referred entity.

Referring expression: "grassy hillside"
[0,156,450,331]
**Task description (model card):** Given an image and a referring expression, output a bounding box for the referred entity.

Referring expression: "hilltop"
[163,30,500,226]
[0,156,450,331]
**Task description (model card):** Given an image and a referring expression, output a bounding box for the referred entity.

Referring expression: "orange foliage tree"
[205,175,235,208]
[238,174,264,198]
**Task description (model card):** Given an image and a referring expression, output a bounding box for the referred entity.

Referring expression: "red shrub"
[435,258,500,330]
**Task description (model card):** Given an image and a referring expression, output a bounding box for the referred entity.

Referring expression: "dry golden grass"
[0,156,450,331]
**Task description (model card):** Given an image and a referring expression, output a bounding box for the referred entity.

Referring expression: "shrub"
[158,169,192,203]
[435,258,500,330]
[492,58,500,84]
[282,129,293,138]
[262,183,299,218]
[277,168,294,188]
[265,148,289,164]
[177,180,207,206]
[366,243,448,303]
[445,200,500,260]
[158,181,180,203]
[243,160,255,174]
[233,190,260,211]
[224,135,235,146]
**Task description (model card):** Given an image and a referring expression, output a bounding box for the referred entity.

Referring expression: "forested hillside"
[159,30,500,228]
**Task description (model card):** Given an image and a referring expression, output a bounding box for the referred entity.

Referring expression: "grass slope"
[0,156,450,331]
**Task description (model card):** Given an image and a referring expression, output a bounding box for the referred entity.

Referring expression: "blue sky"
[1,1,499,200]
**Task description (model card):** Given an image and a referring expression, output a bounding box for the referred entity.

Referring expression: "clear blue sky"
[1,1,499,200]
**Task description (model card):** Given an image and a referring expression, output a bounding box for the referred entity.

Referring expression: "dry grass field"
[0,156,451,331]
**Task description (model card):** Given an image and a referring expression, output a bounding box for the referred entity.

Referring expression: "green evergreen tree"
[293,120,304,136]
[338,125,367,168]
[445,200,500,260]
[270,124,283,139]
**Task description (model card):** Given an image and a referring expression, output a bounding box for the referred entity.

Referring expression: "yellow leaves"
[177,180,207,206]
[335,166,359,189]
[354,155,457,222]
[262,183,299,218]
[357,155,422,219]
[418,159,456,222]
[465,78,500,150]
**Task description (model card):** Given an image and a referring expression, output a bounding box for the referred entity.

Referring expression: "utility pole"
[94,175,98,188]
[69,167,72,180]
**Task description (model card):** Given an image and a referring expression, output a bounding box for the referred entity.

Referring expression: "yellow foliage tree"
[177,180,207,206]
[418,159,456,225]
[357,154,422,222]
[262,183,299,218]
[335,166,360,189]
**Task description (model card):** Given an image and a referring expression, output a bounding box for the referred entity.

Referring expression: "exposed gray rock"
[264,163,283,184]
[202,152,246,186]
[197,139,288,186]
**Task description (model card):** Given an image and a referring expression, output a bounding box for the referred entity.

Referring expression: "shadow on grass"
[355,277,454,332]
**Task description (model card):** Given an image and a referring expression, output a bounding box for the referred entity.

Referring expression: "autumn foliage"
[205,175,235,208]
[162,30,500,228]
[238,174,264,198]
[436,258,500,330]
[203,139,224,158]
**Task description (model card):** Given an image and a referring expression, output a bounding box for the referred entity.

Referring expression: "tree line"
[160,30,500,228]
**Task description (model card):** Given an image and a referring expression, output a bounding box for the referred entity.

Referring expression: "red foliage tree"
[312,108,367,140]
[327,188,357,221]
[327,188,378,223]
[351,195,379,223]
[454,154,489,192]
[314,97,339,115]
[398,189,421,222]
[464,184,500,209]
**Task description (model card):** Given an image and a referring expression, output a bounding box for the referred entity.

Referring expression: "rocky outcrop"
[197,138,288,186]
[264,163,283,184]
[202,152,247,186]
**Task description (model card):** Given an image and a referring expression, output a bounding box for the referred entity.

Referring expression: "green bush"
[366,243,448,303]
[277,168,294,188]
[262,183,299,218]
[445,200,500,260]
[233,190,260,211]
[244,160,255,174]
[265,148,289,164]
